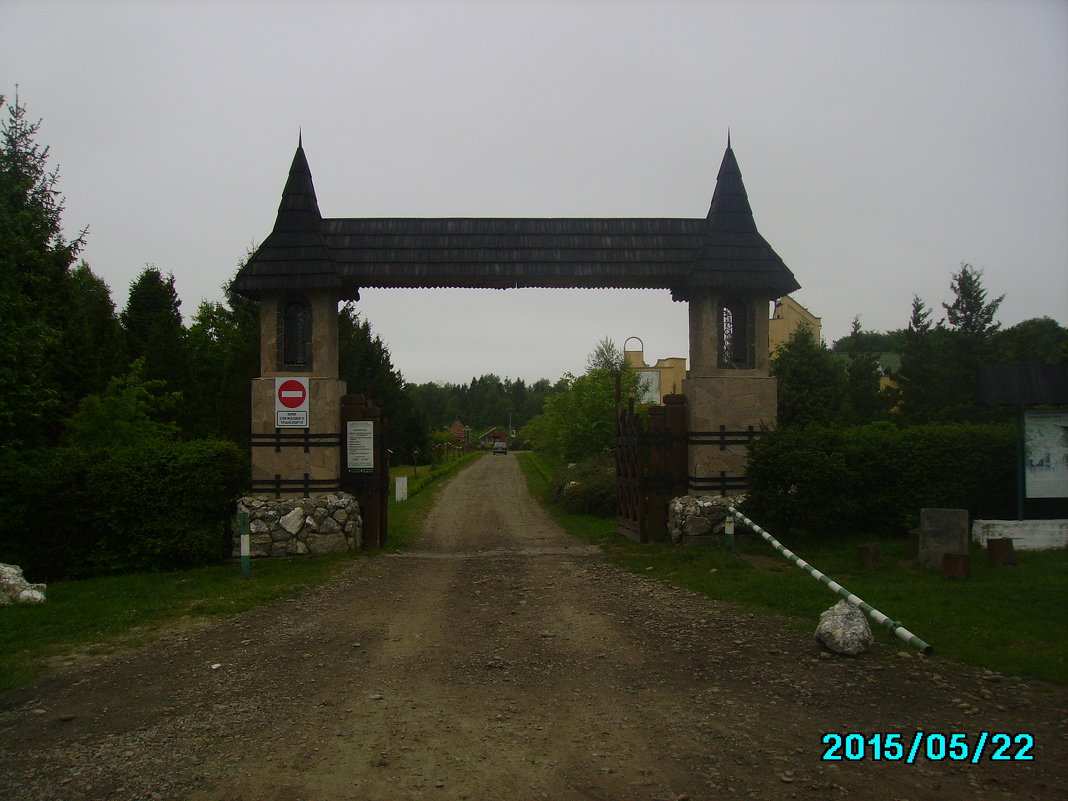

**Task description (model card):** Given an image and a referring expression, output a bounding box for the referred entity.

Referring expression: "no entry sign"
[275,377,310,427]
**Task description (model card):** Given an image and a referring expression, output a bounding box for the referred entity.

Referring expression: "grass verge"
[0,454,481,693]
[385,452,483,549]
[518,451,1068,684]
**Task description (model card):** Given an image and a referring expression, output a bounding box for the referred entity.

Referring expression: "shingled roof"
[688,140,796,293]
[978,364,1068,406]
[231,140,801,301]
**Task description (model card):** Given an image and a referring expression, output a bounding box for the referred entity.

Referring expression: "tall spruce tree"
[185,279,260,443]
[120,266,190,392]
[898,265,1008,423]
[0,92,86,450]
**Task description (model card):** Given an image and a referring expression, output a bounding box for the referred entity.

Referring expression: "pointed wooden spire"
[705,139,759,234]
[230,137,342,298]
[273,137,323,234]
[684,138,800,296]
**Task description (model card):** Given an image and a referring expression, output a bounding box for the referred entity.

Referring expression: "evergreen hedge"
[0,439,247,580]
[742,422,1015,540]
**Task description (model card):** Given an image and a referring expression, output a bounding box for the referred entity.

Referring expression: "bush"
[0,439,248,580]
[0,447,97,580]
[87,440,248,573]
[742,422,1015,540]
[552,454,617,517]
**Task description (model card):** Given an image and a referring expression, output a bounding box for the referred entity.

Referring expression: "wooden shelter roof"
[978,364,1068,406]
[232,141,801,301]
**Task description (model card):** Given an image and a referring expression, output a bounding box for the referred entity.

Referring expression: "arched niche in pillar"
[258,289,340,380]
[277,294,313,372]
[717,297,757,370]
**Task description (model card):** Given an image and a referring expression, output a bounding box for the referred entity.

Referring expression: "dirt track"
[1,453,1065,800]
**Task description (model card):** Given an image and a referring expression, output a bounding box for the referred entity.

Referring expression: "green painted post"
[725,513,735,553]
[238,511,251,579]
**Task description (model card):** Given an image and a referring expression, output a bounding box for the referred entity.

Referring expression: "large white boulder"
[815,599,873,656]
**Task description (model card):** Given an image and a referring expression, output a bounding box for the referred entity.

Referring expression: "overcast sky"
[3,0,1066,385]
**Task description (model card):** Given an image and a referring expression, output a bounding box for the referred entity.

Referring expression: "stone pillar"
[683,291,777,496]
[249,289,347,498]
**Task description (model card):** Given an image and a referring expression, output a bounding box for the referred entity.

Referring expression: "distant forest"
[406,375,562,438]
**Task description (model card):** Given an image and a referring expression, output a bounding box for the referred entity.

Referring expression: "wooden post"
[340,394,387,548]
[646,405,668,542]
[941,552,971,580]
[663,394,688,500]
[987,538,1017,567]
[858,543,883,570]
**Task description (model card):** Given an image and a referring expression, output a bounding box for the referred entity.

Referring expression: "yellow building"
[769,295,821,352]
[626,296,821,404]
[624,338,687,404]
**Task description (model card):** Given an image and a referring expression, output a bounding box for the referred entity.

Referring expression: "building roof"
[977,364,1068,406]
[231,140,801,300]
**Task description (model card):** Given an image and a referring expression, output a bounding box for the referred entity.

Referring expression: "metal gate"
[615,393,688,542]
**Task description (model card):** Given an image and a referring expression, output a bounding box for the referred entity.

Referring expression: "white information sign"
[275,377,310,428]
[1025,409,1068,499]
[347,420,375,473]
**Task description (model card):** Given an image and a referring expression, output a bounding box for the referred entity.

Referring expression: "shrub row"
[551,454,617,518]
[0,440,247,580]
[742,422,1016,540]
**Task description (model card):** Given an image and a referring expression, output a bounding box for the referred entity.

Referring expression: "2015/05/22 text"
[820,732,1034,763]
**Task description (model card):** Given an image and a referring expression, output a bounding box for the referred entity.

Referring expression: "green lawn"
[517,451,1068,684]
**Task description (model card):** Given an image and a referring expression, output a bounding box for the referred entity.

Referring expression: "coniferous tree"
[897,295,947,423]
[943,262,1004,340]
[63,262,126,402]
[842,316,895,424]
[0,92,86,450]
[898,265,1009,423]
[338,302,428,463]
[770,324,847,427]
[121,265,190,394]
[185,277,260,443]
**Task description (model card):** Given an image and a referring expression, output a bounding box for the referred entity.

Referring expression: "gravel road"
[1,453,1065,801]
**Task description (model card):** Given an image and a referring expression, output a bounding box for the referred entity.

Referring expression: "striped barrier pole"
[727,506,933,655]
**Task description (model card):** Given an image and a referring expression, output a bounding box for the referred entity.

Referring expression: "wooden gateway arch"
[231,137,800,537]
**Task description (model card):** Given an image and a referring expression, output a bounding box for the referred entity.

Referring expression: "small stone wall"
[234,493,362,557]
[1,563,46,605]
[972,519,1068,551]
[668,495,740,543]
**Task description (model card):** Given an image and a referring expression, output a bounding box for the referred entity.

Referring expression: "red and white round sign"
[277,379,308,409]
